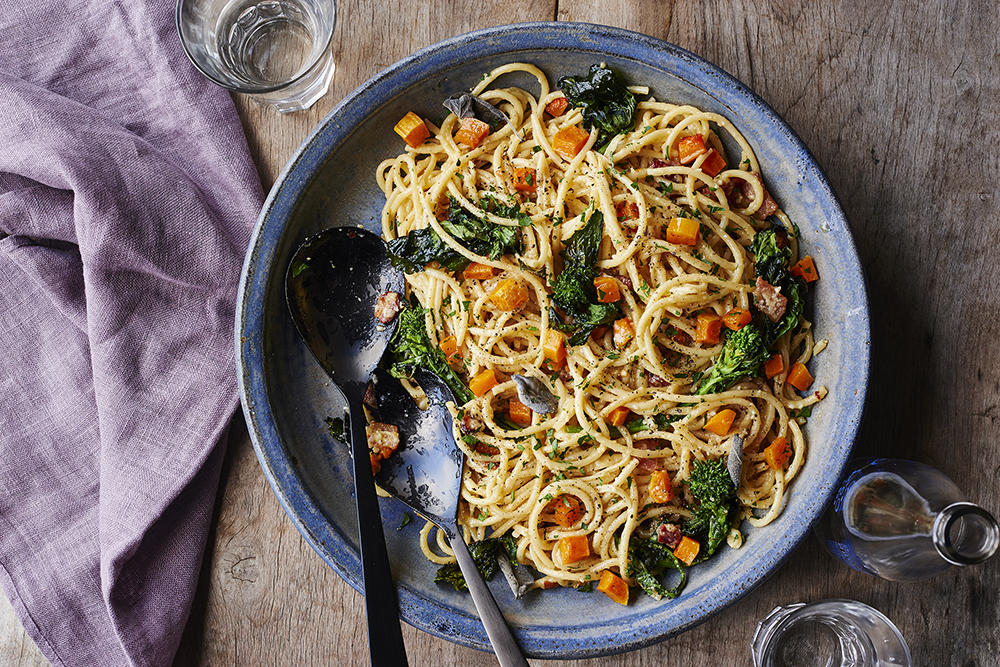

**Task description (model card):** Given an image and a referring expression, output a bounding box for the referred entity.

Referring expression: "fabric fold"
[0,0,264,664]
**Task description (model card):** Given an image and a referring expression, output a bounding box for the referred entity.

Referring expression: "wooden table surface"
[4,1,999,665]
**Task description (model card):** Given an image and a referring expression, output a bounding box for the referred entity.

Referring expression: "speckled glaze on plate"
[235,22,870,659]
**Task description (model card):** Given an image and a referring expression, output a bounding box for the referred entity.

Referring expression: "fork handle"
[445,524,529,667]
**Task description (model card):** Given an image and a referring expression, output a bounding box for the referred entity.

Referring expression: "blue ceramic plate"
[236,22,870,659]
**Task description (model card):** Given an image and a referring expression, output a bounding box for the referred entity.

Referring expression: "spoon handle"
[447,527,529,667]
[348,398,409,666]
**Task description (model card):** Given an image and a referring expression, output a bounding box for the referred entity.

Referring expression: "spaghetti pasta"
[376,62,825,599]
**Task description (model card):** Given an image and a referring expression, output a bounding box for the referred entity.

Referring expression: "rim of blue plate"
[235,21,871,659]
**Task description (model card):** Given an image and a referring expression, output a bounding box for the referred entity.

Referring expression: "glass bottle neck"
[932,502,1000,566]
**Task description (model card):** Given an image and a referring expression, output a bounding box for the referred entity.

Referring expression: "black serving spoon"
[285,227,409,667]
[373,367,529,667]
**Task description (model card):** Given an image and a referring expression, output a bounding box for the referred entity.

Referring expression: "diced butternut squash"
[791,255,819,283]
[786,362,814,391]
[593,276,621,303]
[469,369,499,398]
[513,167,537,194]
[765,436,793,471]
[673,535,701,565]
[613,318,634,350]
[463,262,496,280]
[607,406,631,427]
[552,125,591,160]
[676,134,707,164]
[556,534,590,564]
[700,149,727,177]
[542,329,566,365]
[439,335,460,362]
[454,116,490,148]
[615,200,639,220]
[489,278,530,311]
[648,470,674,504]
[704,408,736,436]
[694,312,722,345]
[665,217,700,246]
[596,570,629,605]
[545,96,569,117]
[764,353,785,379]
[507,398,533,426]
[552,495,584,528]
[722,307,752,331]
[393,111,430,148]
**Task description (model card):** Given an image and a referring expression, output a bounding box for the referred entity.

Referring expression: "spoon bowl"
[285,226,409,666]
[373,367,529,667]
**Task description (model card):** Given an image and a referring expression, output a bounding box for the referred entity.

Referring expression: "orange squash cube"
[542,328,566,366]
[612,318,634,350]
[764,353,784,379]
[596,570,629,605]
[489,278,530,312]
[694,313,723,345]
[462,262,496,280]
[665,217,700,246]
[545,96,569,117]
[469,369,499,398]
[700,149,727,177]
[677,134,707,164]
[704,408,736,436]
[791,255,819,283]
[722,307,751,331]
[439,335,460,363]
[648,470,674,504]
[556,534,590,564]
[673,535,701,565]
[765,436,793,471]
[454,116,490,148]
[593,276,621,303]
[393,111,430,148]
[786,362,814,391]
[513,167,537,193]
[552,495,584,528]
[507,398,533,426]
[552,125,591,160]
[607,406,630,427]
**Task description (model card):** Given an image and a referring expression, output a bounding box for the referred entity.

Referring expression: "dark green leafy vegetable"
[695,323,770,395]
[627,536,688,600]
[549,212,621,345]
[388,305,475,404]
[750,225,806,345]
[434,534,518,591]
[324,416,346,441]
[683,458,738,559]
[558,64,638,150]
[387,196,522,273]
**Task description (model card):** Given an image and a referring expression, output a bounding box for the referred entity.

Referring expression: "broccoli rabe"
[549,211,621,345]
[387,305,474,405]
[434,534,518,592]
[750,226,806,346]
[683,458,739,559]
[695,323,770,395]
[626,536,688,600]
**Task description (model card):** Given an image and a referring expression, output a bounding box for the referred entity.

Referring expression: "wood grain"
[4,0,998,665]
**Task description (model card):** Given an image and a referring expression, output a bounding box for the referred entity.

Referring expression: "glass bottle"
[814,458,1000,580]
[751,599,912,667]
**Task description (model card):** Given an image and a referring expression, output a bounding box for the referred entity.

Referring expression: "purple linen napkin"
[0,0,264,665]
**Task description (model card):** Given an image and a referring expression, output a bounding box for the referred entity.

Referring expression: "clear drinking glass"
[177,0,336,112]
[751,599,912,667]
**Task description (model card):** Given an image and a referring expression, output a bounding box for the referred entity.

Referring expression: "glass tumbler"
[751,599,912,667]
[177,0,336,112]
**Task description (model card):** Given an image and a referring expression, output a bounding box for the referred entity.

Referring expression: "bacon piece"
[754,277,788,323]
[365,421,399,460]
[459,411,484,436]
[740,173,778,219]
[656,522,682,548]
[650,157,684,183]
[374,291,403,324]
